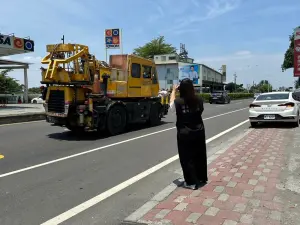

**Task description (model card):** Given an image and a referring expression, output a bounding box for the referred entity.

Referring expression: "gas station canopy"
[0,33,35,103]
[0,33,34,57]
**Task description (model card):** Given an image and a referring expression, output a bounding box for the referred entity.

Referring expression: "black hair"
[179,78,198,111]
[190,65,194,68]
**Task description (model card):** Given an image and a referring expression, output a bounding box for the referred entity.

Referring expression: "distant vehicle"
[249,92,300,127]
[31,96,44,104]
[254,93,261,99]
[209,91,231,104]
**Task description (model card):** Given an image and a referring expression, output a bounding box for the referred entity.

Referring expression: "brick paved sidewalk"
[124,128,293,225]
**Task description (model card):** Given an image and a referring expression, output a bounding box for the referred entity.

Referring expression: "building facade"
[154,53,226,92]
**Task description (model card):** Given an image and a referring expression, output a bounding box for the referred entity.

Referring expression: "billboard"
[178,64,199,84]
[294,27,300,77]
[105,29,120,49]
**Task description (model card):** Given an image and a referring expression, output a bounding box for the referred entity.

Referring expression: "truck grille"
[48,90,65,113]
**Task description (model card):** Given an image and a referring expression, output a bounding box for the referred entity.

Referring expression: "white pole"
[104,30,108,63]
[105,48,108,63]
[120,28,123,55]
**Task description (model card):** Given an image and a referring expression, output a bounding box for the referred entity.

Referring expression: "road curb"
[0,113,46,125]
[122,128,253,224]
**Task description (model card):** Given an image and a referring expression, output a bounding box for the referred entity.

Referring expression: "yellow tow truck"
[40,43,169,135]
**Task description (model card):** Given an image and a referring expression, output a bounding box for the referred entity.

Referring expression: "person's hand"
[173,84,179,91]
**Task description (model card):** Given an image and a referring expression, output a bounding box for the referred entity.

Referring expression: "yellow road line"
[0,155,4,159]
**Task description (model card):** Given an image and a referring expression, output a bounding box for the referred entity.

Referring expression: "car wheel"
[209,101,212,104]
[32,100,37,104]
[294,115,300,127]
[250,122,258,128]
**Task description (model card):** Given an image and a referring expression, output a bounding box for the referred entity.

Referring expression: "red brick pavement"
[139,128,288,225]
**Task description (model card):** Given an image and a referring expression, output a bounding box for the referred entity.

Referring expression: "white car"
[249,92,300,127]
[31,96,45,104]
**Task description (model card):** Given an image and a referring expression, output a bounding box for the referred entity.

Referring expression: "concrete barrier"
[0,112,46,125]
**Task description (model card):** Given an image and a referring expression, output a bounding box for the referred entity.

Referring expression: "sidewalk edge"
[124,128,253,223]
[0,113,45,125]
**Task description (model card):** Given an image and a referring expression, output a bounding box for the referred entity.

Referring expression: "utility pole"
[233,72,237,92]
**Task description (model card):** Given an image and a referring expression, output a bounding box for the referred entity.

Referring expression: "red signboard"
[294,28,300,77]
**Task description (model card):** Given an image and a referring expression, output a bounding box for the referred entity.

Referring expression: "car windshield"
[256,93,289,101]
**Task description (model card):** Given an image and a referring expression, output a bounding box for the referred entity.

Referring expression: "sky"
[0,0,299,88]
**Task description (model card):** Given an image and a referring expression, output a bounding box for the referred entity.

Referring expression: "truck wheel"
[148,102,161,126]
[107,105,127,135]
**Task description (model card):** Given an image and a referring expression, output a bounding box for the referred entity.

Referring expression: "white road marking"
[40,119,249,225]
[0,107,247,179]
[235,101,242,104]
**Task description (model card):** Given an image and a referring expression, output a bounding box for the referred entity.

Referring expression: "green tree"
[225,82,244,92]
[259,84,272,93]
[250,80,272,93]
[281,27,300,71]
[133,36,176,59]
[0,69,23,93]
[28,87,42,94]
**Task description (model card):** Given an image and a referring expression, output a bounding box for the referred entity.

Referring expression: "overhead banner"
[105,28,120,49]
[178,63,199,85]
[294,27,300,77]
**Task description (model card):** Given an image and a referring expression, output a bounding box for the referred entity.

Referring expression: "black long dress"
[174,97,208,186]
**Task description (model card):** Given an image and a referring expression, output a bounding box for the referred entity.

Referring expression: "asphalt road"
[0,99,252,225]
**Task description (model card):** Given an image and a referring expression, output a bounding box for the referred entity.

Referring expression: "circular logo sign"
[14,38,23,49]
[113,30,119,36]
[24,40,33,50]
[105,30,112,36]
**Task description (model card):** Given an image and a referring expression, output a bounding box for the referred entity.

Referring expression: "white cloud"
[195,51,295,88]
[205,0,241,20]
[147,1,165,23]
[166,0,241,34]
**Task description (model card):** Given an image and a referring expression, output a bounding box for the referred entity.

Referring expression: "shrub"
[198,93,253,102]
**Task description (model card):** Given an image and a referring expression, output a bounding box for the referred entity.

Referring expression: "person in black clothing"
[169,78,208,190]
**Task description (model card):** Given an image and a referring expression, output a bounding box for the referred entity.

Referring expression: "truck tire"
[106,105,127,135]
[148,102,161,126]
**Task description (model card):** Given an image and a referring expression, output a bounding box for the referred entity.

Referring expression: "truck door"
[141,65,152,97]
[151,67,159,97]
[128,62,142,97]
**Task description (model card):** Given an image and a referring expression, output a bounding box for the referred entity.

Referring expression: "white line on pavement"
[0,107,247,179]
[40,119,249,225]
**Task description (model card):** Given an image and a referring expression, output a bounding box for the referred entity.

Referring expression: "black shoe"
[183,182,197,190]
